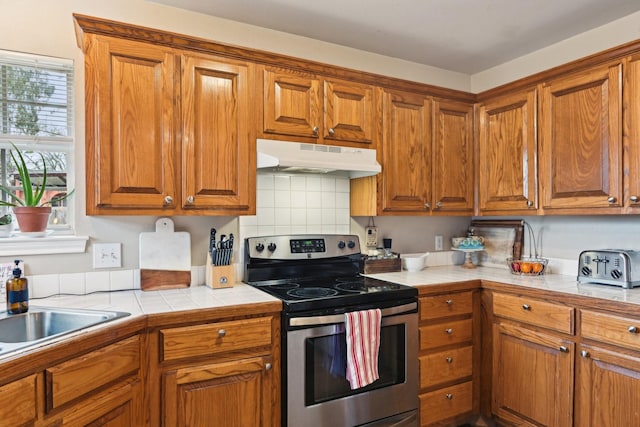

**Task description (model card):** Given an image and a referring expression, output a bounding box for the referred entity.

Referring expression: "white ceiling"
[151,0,640,74]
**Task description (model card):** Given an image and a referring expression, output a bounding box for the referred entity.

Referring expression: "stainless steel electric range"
[244,234,419,427]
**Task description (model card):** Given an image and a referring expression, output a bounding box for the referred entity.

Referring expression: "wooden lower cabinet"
[163,356,273,427]
[492,322,574,427]
[418,289,477,426]
[0,373,38,426]
[151,314,280,427]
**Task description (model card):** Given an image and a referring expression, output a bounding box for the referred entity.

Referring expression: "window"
[0,49,74,231]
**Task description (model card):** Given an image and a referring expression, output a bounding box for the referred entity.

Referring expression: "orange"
[532,262,544,273]
[520,262,532,273]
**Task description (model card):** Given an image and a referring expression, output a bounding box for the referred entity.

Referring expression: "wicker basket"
[506,257,548,276]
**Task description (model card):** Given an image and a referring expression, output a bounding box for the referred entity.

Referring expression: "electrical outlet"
[93,243,122,269]
[435,235,444,251]
[365,226,378,248]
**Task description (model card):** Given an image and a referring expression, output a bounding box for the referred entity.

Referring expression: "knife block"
[205,253,235,289]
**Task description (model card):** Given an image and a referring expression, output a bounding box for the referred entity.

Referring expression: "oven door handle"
[289,302,417,327]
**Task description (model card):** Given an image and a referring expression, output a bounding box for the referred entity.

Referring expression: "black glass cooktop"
[250,275,417,312]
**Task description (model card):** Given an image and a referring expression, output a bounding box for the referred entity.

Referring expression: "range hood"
[256,139,381,178]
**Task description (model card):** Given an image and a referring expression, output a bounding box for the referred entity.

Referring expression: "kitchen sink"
[0,307,130,356]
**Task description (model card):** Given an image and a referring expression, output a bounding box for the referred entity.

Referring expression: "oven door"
[286,302,418,427]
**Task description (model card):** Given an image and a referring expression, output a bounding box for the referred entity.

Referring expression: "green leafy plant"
[0,213,12,225]
[0,143,73,207]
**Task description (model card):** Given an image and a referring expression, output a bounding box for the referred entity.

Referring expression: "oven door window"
[304,324,406,405]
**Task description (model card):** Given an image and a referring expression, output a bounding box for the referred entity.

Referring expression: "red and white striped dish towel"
[345,308,382,390]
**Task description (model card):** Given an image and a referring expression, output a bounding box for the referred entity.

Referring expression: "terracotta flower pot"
[13,206,52,233]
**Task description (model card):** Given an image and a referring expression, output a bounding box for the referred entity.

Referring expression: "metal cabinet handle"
[445,299,453,305]
[526,199,534,207]
[631,195,640,203]
[608,196,617,204]
[186,195,195,205]
[445,328,453,335]
[425,203,431,209]
[218,329,226,337]
[445,393,453,400]
[629,326,638,334]
[559,346,569,353]
[580,350,590,358]
[445,357,453,364]
[265,363,272,371]
[164,195,173,205]
[312,126,319,135]
[522,304,531,310]
[436,201,442,209]
[328,128,335,136]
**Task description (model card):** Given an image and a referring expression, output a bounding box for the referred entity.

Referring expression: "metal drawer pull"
[265,363,272,371]
[445,328,453,335]
[631,195,639,203]
[164,195,173,205]
[522,304,531,310]
[580,350,590,358]
[445,393,453,400]
[445,357,453,364]
[445,299,453,305]
[218,329,226,337]
[629,326,639,334]
[559,346,569,353]
[312,126,319,134]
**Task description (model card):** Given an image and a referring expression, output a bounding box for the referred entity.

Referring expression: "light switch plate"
[435,235,444,251]
[93,243,122,269]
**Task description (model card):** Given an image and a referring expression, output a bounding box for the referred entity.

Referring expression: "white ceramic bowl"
[401,253,430,272]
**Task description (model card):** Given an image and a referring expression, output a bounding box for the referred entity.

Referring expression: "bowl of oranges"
[507,257,548,276]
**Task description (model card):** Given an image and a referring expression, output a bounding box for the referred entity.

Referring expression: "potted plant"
[0,143,73,233]
[0,213,13,237]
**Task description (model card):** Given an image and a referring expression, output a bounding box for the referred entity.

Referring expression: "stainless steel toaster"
[577,249,640,288]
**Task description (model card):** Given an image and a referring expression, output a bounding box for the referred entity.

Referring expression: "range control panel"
[577,249,640,288]
[245,234,361,260]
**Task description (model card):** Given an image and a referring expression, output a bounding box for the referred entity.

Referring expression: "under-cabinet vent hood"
[256,139,381,178]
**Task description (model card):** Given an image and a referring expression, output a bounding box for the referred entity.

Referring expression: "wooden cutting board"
[139,218,191,290]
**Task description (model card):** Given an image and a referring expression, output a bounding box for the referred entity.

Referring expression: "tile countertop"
[0,284,280,361]
[368,265,640,306]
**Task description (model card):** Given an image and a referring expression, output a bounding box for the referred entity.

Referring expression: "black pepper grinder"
[6,260,28,314]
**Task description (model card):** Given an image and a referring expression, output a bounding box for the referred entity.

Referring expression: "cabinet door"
[181,54,255,213]
[478,88,537,213]
[323,79,378,147]
[431,99,474,213]
[164,356,274,427]
[380,90,431,213]
[539,62,622,211]
[624,54,640,210]
[0,374,37,426]
[58,379,143,427]
[492,322,573,427]
[263,68,321,139]
[576,344,640,427]
[86,35,178,213]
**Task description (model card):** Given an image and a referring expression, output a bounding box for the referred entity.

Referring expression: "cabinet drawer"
[420,319,472,350]
[420,381,473,425]
[420,291,473,321]
[46,335,140,411]
[0,374,37,425]
[581,310,640,350]
[420,345,473,389]
[161,316,272,361]
[493,292,574,334]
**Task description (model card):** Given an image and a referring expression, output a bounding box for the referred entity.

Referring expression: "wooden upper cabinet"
[624,54,640,211]
[263,68,379,148]
[380,89,431,214]
[478,88,538,214]
[181,54,255,213]
[323,79,379,147]
[431,99,474,214]
[263,68,321,139]
[85,35,179,214]
[538,62,623,212]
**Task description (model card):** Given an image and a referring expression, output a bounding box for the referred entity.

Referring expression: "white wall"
[1,0,640,276]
